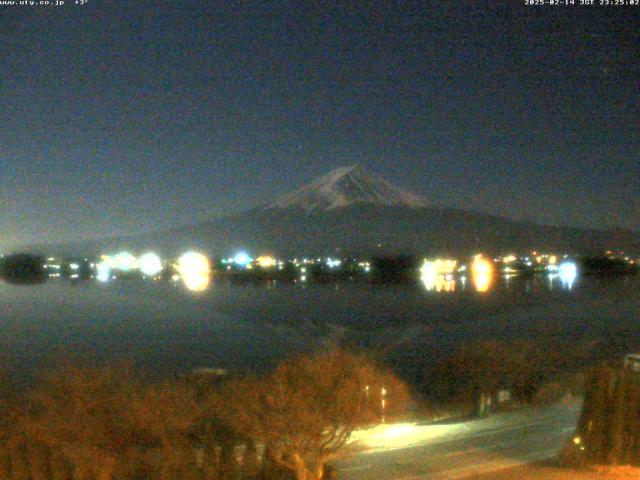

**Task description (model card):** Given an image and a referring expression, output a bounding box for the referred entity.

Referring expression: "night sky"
[1,1,638,249]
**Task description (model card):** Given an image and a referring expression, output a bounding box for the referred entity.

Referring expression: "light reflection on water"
[420,259,458,292]
[471,255,494,293]
[169,264,579,296]
[177,252,212,292]
[417,273,578,294]
[420,274,456,292]
[420,255,498,293]
[0,273,636,384]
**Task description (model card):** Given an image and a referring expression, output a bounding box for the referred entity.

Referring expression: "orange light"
[177,252,211,292]
[256,255,277,268]
[420,259,457,292]
[471,255,494,293]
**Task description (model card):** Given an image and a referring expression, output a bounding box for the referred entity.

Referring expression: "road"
[336,399,582,480]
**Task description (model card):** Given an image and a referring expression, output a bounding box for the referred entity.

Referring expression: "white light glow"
[420,260,438,291]
[113,252,137,271]
[232,251,252,266]
[326,258,342,268]
[256,255,276,268]
[177,252,211,292]
[350,422,464,452]
[558,261,578,289]
[420,259,457,292]
[138,252,163,276]
[96,262,111,282]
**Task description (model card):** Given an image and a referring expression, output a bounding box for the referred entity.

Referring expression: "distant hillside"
[26,166,640,258]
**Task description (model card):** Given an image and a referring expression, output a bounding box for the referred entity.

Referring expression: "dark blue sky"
[1,1,638,248]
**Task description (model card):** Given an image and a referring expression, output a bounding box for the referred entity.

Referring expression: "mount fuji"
[267,165,429,211]
[31,166,639,257]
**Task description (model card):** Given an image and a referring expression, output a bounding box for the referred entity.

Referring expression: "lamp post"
[381,387,387,423]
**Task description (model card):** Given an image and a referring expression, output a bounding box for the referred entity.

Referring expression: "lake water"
[1,274,638,387]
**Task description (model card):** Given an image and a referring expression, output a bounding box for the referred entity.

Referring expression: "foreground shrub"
[434,340,556,408]
[22,363,152,480]
[215,349,411,480]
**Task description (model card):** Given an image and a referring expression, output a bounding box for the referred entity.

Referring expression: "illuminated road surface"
[337,400,581,480]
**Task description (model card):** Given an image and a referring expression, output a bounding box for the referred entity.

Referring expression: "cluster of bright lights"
[500,252,561,270]
[97,251,165,282]
[138,252,163,276]
[605,251,637,265]
[44,258,62,279]
[291,257,323,267]
[471,255,494,293]
[326,258,342,268]
[177,251,211,292]
[420,258,457,292]
[255,255,276,268]
[358,261,371,273]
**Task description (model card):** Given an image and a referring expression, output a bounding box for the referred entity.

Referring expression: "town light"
[420,260,437,291]
[232,251,253,266]
[326,258,342,268]
[559,261,578,289]
[177,251,211,292]
[256,255,277,268]
[138,252,163,276]
[420,259,456,292]
[96,262,111,282]
[113,252,137,271]
[471,255,493,293]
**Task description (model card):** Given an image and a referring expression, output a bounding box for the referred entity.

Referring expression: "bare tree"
[131,379,206,480]
[216,349,410,480]
[23,363,150,480]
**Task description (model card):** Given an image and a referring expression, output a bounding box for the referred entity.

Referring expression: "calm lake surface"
[1,275,638,385]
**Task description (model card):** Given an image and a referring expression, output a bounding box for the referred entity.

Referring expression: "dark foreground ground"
[469,463,640,479]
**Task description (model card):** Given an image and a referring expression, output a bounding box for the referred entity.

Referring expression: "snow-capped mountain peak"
[267,165,430,211]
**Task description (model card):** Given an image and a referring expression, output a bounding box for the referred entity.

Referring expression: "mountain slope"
[267,165,429,211]
[26,166,639,258]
